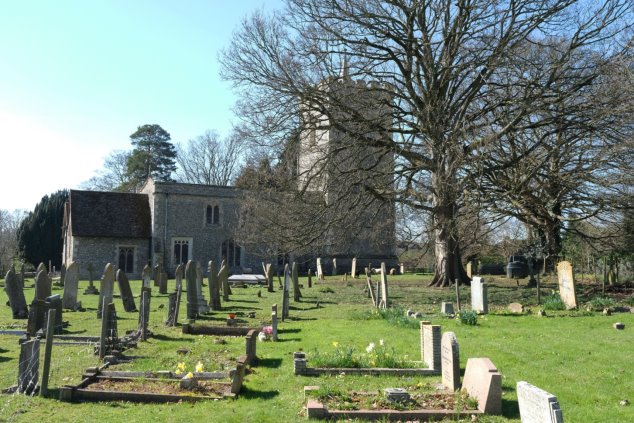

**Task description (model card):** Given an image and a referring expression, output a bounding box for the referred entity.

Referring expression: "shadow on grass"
[238,386,279,400]
[221,305,262,311]
[152,334,194,342]
[286,317,317,321]
[274,337,302,343]
[502,398,520,419]
[0,355,13,363]
[227,299,260,304]
[62,329,88,334]
[278,328,301,334]
[255,357,282,368]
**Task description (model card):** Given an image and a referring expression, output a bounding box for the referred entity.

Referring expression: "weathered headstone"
[97,263,115,319]
[441,331,460,391]
[245,329,258,365]
[264,262,274,292]
[18,337,40,394]
[5,266,29,318]
[174,264,184,292]
[282,265,290,321]
[60,263,66,287]
[99,301,119,359]
[208,260,221,310]
[139,288,151,340]
[159,272,168,294]
[307,268,312,288]
[441,302,455,315]
[142,264,152,289]
[466,261,473,278]
[471,276,488,314]
[351,257,357,279]
[27,300,47,336]
[45,294,63,334]
[557,261,577,309]
[316,258,323,280]
[332,258,337,276]
[461,357,502,415]
[185,260,198,320]
[36,262,47,276]
[62,261,80,310]
[292,261,301,302]
[421,322,441,372]
[219,262,230,302]
[34,269,51,301]
[517,381,564,423]
[153,263,161,287]
[271,311,278,341]
[195,261,209,314]
[166,292,178,326]
[84,262,99,295]
[378,262,388,309]
[116,269,137,312]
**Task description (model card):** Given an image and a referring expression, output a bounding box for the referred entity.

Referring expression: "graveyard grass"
[1,274,633,422]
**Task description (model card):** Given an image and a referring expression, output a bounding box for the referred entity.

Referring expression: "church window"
[173,238,192,266]
[206,205,213,224]
[213,205,220,224]
[221,239,241,268]
[205,204,221,226]
[118,247,134,273]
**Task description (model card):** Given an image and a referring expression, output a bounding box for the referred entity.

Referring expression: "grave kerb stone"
[461,357,502,415]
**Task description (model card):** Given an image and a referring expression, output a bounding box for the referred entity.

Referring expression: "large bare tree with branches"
[221,0,631,286]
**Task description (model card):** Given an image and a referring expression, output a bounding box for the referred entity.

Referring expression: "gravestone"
[138,288,151,340]
[185,260,198,319]
[116,269,137,312]
[159,272,168,294]
[461,357,502,414]
[174,264,184,291]
[153,264,161,287]
[471,276,488,314]
[45,294,63,334]
[84,262,99,295]
[379,262,389,309]
[36,262,47,276]
[245,329,258,365]
[441,302,454,315]
[282,265,290,321]
[195,261,209,314]
[62,261,80,310]
[316,257,323,280]
[421,322,441,372]
[219,263,230,302]
[466,261,472,278]
[517,381,564,423]
[166,292,178,326]
[34,269,51,301]
[208,260,221,310]
[508,303,524,313]
[142,264,152,289]
[332,258,337,276]
[271,311,278,341]
[5,266,29,318]
[351,257,357,278]
[307,268,312,288]
[97,264,115,319]
[292,261,301,302]
[18,337,40,394]
[441,331,460,391]
[27,300,47,336]
[557,261,577,309]
[99,301,119,359]
[60,263,66,286]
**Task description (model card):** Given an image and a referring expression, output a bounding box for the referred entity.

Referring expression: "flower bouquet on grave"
[258,325,274,341]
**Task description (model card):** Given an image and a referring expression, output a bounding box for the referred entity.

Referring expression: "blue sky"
[0,0,283,211]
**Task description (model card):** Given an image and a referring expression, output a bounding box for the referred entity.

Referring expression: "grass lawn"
[1,272,633,422]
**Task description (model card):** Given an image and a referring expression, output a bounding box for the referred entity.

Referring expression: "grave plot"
[59,355,248,403]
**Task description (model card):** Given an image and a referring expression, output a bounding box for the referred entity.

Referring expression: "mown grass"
[0,273,632,422]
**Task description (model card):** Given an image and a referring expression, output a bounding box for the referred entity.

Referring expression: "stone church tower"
[297,65,397,270]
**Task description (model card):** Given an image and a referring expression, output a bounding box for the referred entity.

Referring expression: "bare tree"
[80,150,134,192]
[0,209,27,272]
[175,130,245,186]
[221,0,631,286]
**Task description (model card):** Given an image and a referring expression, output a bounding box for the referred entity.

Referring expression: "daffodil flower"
[195,361,204,373]
[332,341,339,347]
[185,372,194,379]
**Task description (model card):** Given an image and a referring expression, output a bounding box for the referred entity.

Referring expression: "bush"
[351,306,421,329]
[542,294,566,311]
[458,310,478,326]
[587,296,616,311]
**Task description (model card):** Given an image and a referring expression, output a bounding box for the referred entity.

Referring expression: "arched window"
[213,205,220,224]
[118,247,134,273]
[221,239,241,267]
[206,205,213,224]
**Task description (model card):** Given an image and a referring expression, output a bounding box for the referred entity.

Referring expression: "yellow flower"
[185,372,194,379]
[332,341,339,347]
[175,369,182,375]
[195,361,204,373]
[177,362,186,372]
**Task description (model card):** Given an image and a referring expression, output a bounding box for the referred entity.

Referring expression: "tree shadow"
[238,386,279,400]
[254,357,282,368]
[228,299,259,304]
[0,356,13,363]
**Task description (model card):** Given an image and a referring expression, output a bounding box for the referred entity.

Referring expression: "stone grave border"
[293,352,435,376]
[182,323,262,337]
[59,356,248,403]
[304,386,482,420]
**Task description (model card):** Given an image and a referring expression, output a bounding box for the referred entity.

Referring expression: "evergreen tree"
[17,190,68,269]
[126,124,177,185]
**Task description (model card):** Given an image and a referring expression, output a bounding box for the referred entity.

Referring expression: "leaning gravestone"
[18,337,40,394]
[264,262,274,292]
[185,260,198,319]
[34,269,51,301]
[471,276,488,314]
[97,264,115,319]
[461,357,502,415]
[195,261,209,314]
[557,261,577,309]
[351,257,357,279]
[174,264,184,291]
[27,300,47,335]
[208,260,221,311]
[5,266,29,318]
[36,262,47,277]
[517,381,564,423]
[62,261,80,310]
[219,262,230,302]
[142,264,152,289]
[116,269,137,312]
[441,331,460,391]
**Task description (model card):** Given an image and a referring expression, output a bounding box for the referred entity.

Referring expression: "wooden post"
[454,279,461,312]
[40,309,56,397]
